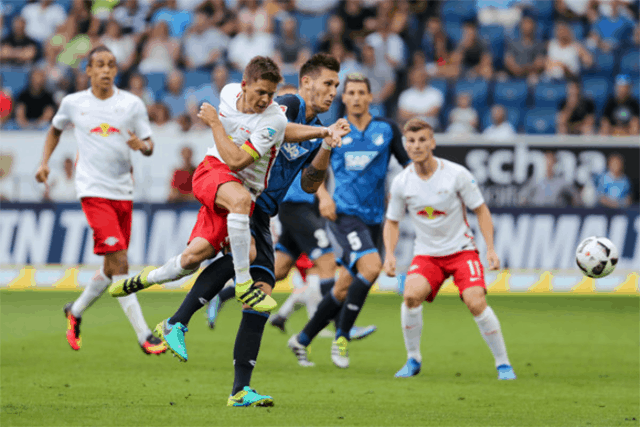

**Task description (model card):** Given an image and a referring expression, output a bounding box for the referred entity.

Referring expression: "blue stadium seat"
[445,22,464,45]
[229,70,243,84]
[533,82,566,108]
[533,0,554,20]
[479,25,505,69]
[283,73,299,88]
[570,22,585,40]
[441,0,476,24]
[588,51,616,78]
[0,68,29,96]
[143,73,166,100]
[482,107,522,132]
[183,70,210,90]
[430,79,449,105]
[525,109,556,134]
[454,79,490,112]
[581,77,611,115]
[294,12,328,49]
[493,80,528,109]
[633,79,640,101]
[619,49,640,78]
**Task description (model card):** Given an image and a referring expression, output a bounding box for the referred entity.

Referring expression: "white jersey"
[51,88,152,200]
[386,158,485,257]
[206,83,287,200]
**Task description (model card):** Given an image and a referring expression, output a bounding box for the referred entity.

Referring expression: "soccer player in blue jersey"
[287,72,411,369]
[154,54,350,406]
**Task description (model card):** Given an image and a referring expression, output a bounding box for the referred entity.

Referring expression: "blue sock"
[336,273,372,340]
[299,291,342,346]
[232,309,269,395]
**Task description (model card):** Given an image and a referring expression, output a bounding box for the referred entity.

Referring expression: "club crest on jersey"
[342,136,353,145]
[372,133,384,146]
[344,151,377,171]
[417,206,446,219]
[90,123,120,137]
[280,142,309,161]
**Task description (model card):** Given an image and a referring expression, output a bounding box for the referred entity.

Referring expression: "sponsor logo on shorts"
[470,277,481,282]
[409,264,419,272]
[417,206,447,219]
[89,123,120,137]
[104,236,119,246]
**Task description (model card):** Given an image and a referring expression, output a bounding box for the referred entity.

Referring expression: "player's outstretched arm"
[473,203,500,270]
[284,123,331,143]
[198,102,254,171]
[382,219,400,277]
[35,126,63,184]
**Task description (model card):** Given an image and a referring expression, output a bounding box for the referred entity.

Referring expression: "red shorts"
[295,253,314,281]
[81,197,132,255]
[189,156,245,252]
[408,250,486,303]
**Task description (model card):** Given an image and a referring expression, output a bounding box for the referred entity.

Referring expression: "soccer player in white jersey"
[383,118,516,380]
[109,56,291,314]
[35,46,166,355]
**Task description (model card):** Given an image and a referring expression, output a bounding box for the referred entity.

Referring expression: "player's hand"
[198,102,220,127]
[486,249,500,270]
[126,130,147,152]
[329,118,350,138]
[318,194,337,221]
[383,255,396,277]
[35,163,50,184]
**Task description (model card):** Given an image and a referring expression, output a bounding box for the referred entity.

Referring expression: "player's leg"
[395,274,431,377]
[452,251,515,380]
[268,231,301,330]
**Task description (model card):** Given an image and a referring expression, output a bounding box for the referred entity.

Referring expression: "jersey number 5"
[347,231,362,251]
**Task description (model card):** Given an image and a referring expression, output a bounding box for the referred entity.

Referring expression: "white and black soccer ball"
[575,237,619,278]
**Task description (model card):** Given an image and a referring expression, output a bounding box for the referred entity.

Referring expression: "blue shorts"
[276,202,333,261]
[328,214,382,276]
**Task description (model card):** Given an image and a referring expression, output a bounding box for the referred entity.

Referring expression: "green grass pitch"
[1,290,638,426]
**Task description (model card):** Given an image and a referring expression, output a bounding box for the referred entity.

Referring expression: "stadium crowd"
[0,0,639,135]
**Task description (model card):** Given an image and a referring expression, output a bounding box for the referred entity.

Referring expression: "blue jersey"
[255,94,322,216]
[331,117,410,225]
[282,169,315,204]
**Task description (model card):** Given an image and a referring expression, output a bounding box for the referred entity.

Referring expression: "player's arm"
[383,175,406,277]
[389,120,411,167]
[128,98,155,156]
[284,123,331,143]
[126,132,154,156]
[473,203,500,270]
[35,126,63,184]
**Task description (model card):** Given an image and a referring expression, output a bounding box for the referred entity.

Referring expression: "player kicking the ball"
[383,118,516,380]
[35,46,166,355]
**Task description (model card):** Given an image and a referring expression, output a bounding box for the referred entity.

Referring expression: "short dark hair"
[404,118,434,134]
[299,53,340,82]
[343,72,371,93]
[87,45,115,67]
[243,56,282,84]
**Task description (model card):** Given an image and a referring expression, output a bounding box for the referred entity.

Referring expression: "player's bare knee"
[249,243,257,263]
[228,190,252,214]
[361,259,382,283]
[404,293,422,308]
[466,294,487,316]
[180,252,202,271]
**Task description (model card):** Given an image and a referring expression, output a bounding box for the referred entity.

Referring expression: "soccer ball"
[575,237,619,278]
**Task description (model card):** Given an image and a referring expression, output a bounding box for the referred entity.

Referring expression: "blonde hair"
[403,118,434,134]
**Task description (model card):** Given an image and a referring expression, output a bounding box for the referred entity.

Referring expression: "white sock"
[114,276,152,344]
[227,213,252,284]
[473,306,510,367]
[71,267,111,317]
[277,290,302,319]
[401,302,423,363]
[304,275,322,319]
[147,254,196,285]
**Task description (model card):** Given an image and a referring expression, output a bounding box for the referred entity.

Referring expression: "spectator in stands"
[152,0,193,38]
[176,113,192,133]
[196,0,237,36]
[15,69,56,130]
[150,102,180,133]
[397,66,444,129]
[477,0,523,29]
[557,80,596,135]
[228,8,276,71]
[422,16,453,62]
[101,20,137,74]
[186,63,228,111]
[317,15,357,56]
[138,21,180,74]
[274,15,311,75]
[74,70,89,92]
[36,40,71,105]
[295,0,340,15]
[336,0,377,41]
[44,157,76,202]
[446,92,478,135]
[587,0,636,51]
[600,75,640,136]
[504,14,546,84]
[454,20,493,80]
[483,105,517,141]
[0,16,39,66]
[162,71,187,118]
[168,146,197,203]
[556,0,591,21]
[359,44,396,117]
[0,77,13,129]
[545,21,593,80]
[365,16,406,70]
[596,153,632,208]
[376,0,414,41]
[113,0,149,36]
[0,152,15,201]
[127,73,155,107]
[20,0,66,44]
[277,84,298,97]
[519,151,578,207]
[182,11,229,71]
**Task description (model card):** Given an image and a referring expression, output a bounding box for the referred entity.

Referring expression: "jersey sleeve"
[51,96,72,130]
[386,173,406,221]
[389,121,411,167]
[456,167,484,210]
[243,111,288,160]
[132,97,152,140]
[273,94,301,123]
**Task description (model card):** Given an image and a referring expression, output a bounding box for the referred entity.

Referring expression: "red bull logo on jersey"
[417,206,446,219]
[89,123,120,137]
